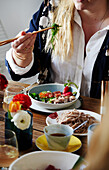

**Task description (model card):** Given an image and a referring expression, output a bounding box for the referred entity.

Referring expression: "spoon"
[73,120,88,132]
[22,82,37,94]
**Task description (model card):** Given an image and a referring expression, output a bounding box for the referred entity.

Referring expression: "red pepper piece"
[55,93,61,98]
[63,91,72,96]
[53,91,61,97]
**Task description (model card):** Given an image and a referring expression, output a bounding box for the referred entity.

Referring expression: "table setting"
[0,74,102,169]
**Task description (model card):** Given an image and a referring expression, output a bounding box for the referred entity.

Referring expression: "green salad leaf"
[29,93,40,101]
[51,23,61,50]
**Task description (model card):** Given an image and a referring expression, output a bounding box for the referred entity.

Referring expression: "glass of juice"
[0,129,19,169]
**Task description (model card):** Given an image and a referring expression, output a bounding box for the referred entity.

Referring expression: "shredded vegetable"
[51,23,61,50]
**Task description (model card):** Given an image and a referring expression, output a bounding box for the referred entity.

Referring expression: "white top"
[6,9,109,97]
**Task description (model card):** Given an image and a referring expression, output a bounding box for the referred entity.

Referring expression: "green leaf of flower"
[8,110,12,120]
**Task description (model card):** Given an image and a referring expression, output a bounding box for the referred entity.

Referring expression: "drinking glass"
[87,123,99,147]
[3,84,24,112]
[0,129,19,169]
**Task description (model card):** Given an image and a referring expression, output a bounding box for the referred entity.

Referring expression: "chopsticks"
[0,26,53,47]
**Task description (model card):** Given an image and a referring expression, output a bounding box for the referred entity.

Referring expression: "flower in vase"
[12,94,32,110]
[9,101,21,114]
[8,94,32,130]
[11,110,31,130]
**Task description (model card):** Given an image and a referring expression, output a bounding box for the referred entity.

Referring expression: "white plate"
[46,109,101,136]
[30,98,82,113]
[9,151,80,170]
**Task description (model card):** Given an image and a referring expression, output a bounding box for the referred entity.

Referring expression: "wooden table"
[0,81,101,158]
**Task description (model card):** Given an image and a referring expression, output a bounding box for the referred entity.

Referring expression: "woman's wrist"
[12,50,33,68]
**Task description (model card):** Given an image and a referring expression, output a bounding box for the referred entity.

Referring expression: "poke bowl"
[28,83,80,110]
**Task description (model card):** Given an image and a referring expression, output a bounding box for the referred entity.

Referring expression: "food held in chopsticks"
[0,23,61,47]
[56,109,99,134]
[50,23,61,50]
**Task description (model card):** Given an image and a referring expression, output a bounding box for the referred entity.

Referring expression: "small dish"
[35,134,82,152]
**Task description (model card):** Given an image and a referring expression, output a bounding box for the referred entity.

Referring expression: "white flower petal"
[12,110,31,130]
[10,112,16,118]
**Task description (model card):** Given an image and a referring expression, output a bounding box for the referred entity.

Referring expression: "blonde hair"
[45,0,75,61]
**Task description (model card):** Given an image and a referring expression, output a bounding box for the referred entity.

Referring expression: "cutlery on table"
[73,120,88,132]
[22,82,37,94]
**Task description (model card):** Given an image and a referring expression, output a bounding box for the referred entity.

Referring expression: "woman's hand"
[11,31,36,67]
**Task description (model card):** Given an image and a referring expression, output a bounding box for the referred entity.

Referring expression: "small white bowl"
[9,151,80,170]
[44,124,73,150]
[28,83,79,110]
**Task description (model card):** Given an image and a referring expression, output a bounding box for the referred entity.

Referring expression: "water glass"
[87,123,99,147]
[0,129,19,169]
[3,84,24,112]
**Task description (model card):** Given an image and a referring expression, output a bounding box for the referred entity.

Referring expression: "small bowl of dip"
[44,124,73,151]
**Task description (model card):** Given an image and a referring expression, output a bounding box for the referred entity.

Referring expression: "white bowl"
[44,124,73,150]
[28,83,79,110]
[9,151,80,170]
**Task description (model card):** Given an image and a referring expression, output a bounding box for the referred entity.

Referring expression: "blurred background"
[0,0,43,80]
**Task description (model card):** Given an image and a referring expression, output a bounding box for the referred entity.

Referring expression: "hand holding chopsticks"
[0,26,54,47]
